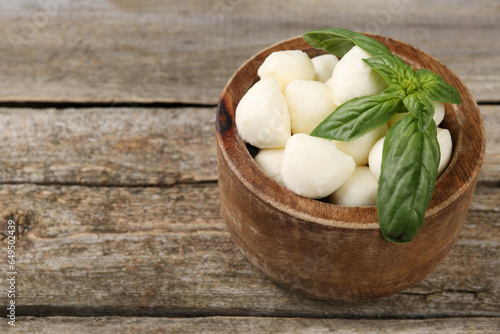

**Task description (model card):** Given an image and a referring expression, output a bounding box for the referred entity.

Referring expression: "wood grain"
[480,105,500,184]
[0,183,498,317]
[6,316,500,334]
[0,107,218,185]
[0,0,498,104]
[0,0,497,329]
[0,105,496,186]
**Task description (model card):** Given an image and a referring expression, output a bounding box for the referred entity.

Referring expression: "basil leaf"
[310,94,403,141]
[382,84,407,100]
[363,54,411,85]
[378,114,440,243]
[403,93,435,132]
[416,69,462,104]
[303,28,392,58]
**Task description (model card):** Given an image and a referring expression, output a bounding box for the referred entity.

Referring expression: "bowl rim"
[216,33,486,230]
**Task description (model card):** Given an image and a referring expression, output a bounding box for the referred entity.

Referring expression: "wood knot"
[1,210,36,240]
[216,98,233,135]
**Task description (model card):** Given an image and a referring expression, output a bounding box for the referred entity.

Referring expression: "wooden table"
[1,1,499,333]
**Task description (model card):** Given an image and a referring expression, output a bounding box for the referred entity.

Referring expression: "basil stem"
[403,93,435,132]
[378,114,440,243]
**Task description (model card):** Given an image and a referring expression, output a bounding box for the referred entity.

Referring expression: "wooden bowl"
[215,34,486,301]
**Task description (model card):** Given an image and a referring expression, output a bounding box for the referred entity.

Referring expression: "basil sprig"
[303,28,461,243]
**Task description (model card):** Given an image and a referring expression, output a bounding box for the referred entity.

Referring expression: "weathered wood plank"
[0,107,218,185]
[6,316,500,334]
[480,105,500,184]
[0,105,497,185]
[0,0,498,104]
[0,183,498,318]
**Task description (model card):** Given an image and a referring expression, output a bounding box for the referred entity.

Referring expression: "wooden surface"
[0,0,499,332]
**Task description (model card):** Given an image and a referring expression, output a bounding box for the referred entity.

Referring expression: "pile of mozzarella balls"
[235,46,453,206]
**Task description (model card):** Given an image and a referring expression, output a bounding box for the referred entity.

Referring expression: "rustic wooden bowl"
[215,34,486,301]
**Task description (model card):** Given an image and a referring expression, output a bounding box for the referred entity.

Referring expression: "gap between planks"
[0,101,217,109]
[14,305,500,320]
[0,179,218,188]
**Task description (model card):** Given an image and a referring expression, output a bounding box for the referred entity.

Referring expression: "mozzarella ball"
[437,128,453,177]
[312,54,339,83]
[281,134,356,199]
[433,102,445,126]
[368,136,385,181]
[330,46,388,106]
[325,76,334,88]
[257,50,315,92]
[328,166,378,206]
[332,123,388,166]
[285,80,336,135]
[235,78,291,148]
[254,148,285,186]
[388,102,446,128]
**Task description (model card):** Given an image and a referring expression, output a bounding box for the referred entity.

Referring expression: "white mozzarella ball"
[332,123,388,166]
[388,102,446,128]
[257,50,315,92]
[285,80,336,135]
[325,76,334,89]
[328,166,378,206]
[311,54,339,83]
[235,78,291,148]
[437,128,453,177]
[254,148,285,186]
[330,46,388,106]
[368,136,385,181]
[433,102,445,126]
[281,133,356,199]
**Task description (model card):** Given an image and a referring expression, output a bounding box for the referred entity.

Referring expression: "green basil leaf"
[416,69,462,105]
[382,84,407,100]
[403,93,435,132]
[363,54,411,85]
[302,28,392,58]
[310,94,403,141]
[378,114,440,243]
